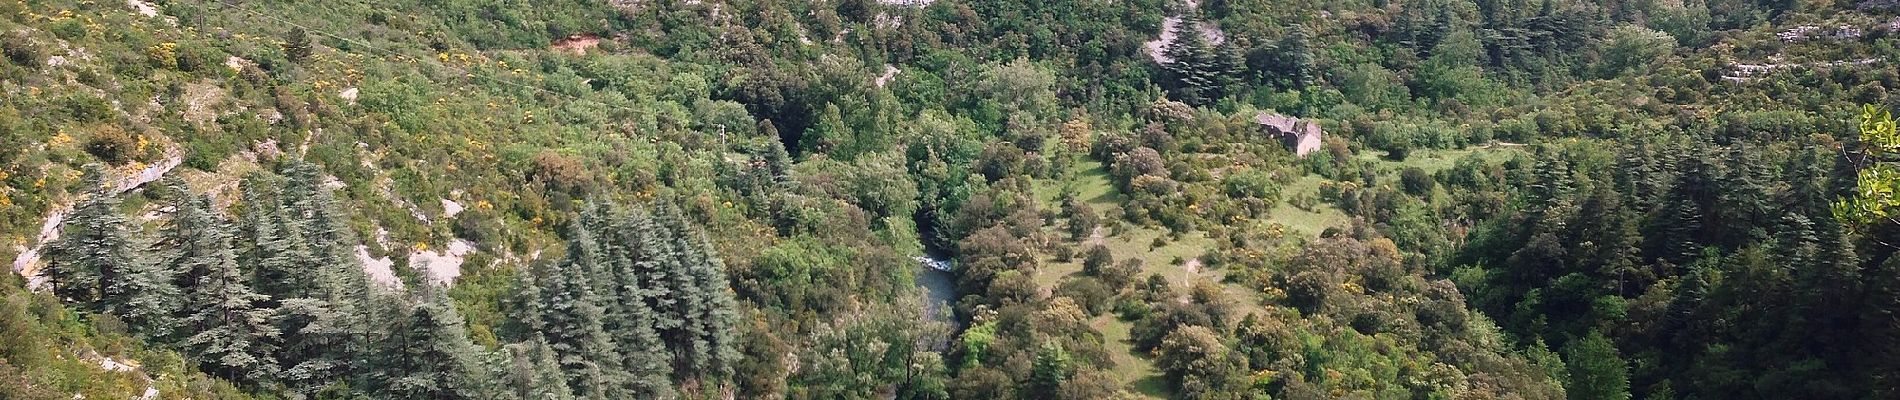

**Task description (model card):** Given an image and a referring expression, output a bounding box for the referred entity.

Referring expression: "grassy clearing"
[1267,175,1352,237]
[1029,159,1347,398]
[1034,224,1214,399]
[1097,315,1168,397]
[1035,160,1123,210]
[1358,146,1525,176]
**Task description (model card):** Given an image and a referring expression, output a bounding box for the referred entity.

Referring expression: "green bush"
[3,34,44,69]
[84,127,138,165]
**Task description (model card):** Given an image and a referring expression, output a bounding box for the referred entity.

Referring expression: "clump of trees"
[39,161,747,399]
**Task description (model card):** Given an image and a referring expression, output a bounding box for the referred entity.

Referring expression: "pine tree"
[1275,23,1315,89]
[506,335,576,400]
[592,206,676,398]
[182,217,280,384]
[1646,156,1714,264]
[285,27,313,62]
[234,176,278,274]
[540,222,628,398]
[765,133,794,183]
[1162,14,1218,105]
[1570,186,1644,296]
[1026,342,1072,399]
[760,119,795,175]
[255,207,316,298]
[157,179,221,293]
[47,165,181,339]
[667,204,742,382]
[44,165,120,305]
[382,287,482,400]
[1715,147,1772,247]
[284,162,366,302]
[107,247,183,341]
[804,103,850,155]
[274,297,349,392]
[511,267,550,334]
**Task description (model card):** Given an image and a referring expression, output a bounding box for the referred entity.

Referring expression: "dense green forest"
[3,0,1900,398]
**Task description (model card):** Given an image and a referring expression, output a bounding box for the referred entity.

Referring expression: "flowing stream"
[914,252,956,320]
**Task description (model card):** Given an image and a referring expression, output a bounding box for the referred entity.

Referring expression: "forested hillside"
[2,0,1899,398]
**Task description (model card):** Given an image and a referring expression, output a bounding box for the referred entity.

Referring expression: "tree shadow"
[1131,375,1172,398]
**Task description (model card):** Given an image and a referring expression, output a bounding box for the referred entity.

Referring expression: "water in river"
[914,254,956,320]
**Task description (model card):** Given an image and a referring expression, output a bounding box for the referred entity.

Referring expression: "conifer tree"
[182,216,280,384]
[761,120,795,181]
[1715,148,1772,247]
[1275,23,1314,89]
[540,222,628,398]
[284,161,366,303]
[284,27,313,62]
[255,209,316,298]
[512,267,550,334]
[668,204,742,381]
[234,176,278,275]
[1026,342,1072,399]
[804,103,850,155]
[1162,15,1218,105]
[44,165,121,305]
[382,287,482,400]
[105,243,183,341]
[156,179,221,294]
[1646,156,1714,264]
[506,335,576,400]
[274,297,349,392]
[591,206,676,397]
[47,165,181,339]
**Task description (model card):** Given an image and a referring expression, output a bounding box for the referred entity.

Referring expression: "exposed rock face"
[551,34,602,55]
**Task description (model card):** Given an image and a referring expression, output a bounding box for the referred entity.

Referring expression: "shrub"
[1051,245,1075,262]
[62,94,113,123]
[530,151,591,194]
[1399,167,1433,196]
[86,127,138,165]
[1055,278,1113,316]
[1082,245,1113,275]
[48,19,86,40]
[1100,258,1142,291]
[1065,201,1099,241]
[1,31,43,68]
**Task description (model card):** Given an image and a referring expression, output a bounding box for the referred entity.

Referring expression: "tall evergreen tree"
[47,165,181,339]
[662,203,742,381]
[539,222,628,398]
[44,165,122,305]
[382,287,482,400]
[593,207,676,398]
[181,216,280,385]
[105,236,182,342]
[1026,342,1072,399]
[255,208,316,298]
[284,27,313,62]
[156,179,221,294]
[1162,14,1219,105]
[1275,23,1315,89]
[764,127,795,183]
[506,335,577,400]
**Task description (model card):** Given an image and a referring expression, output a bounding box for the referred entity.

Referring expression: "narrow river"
[914,252,956,320]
